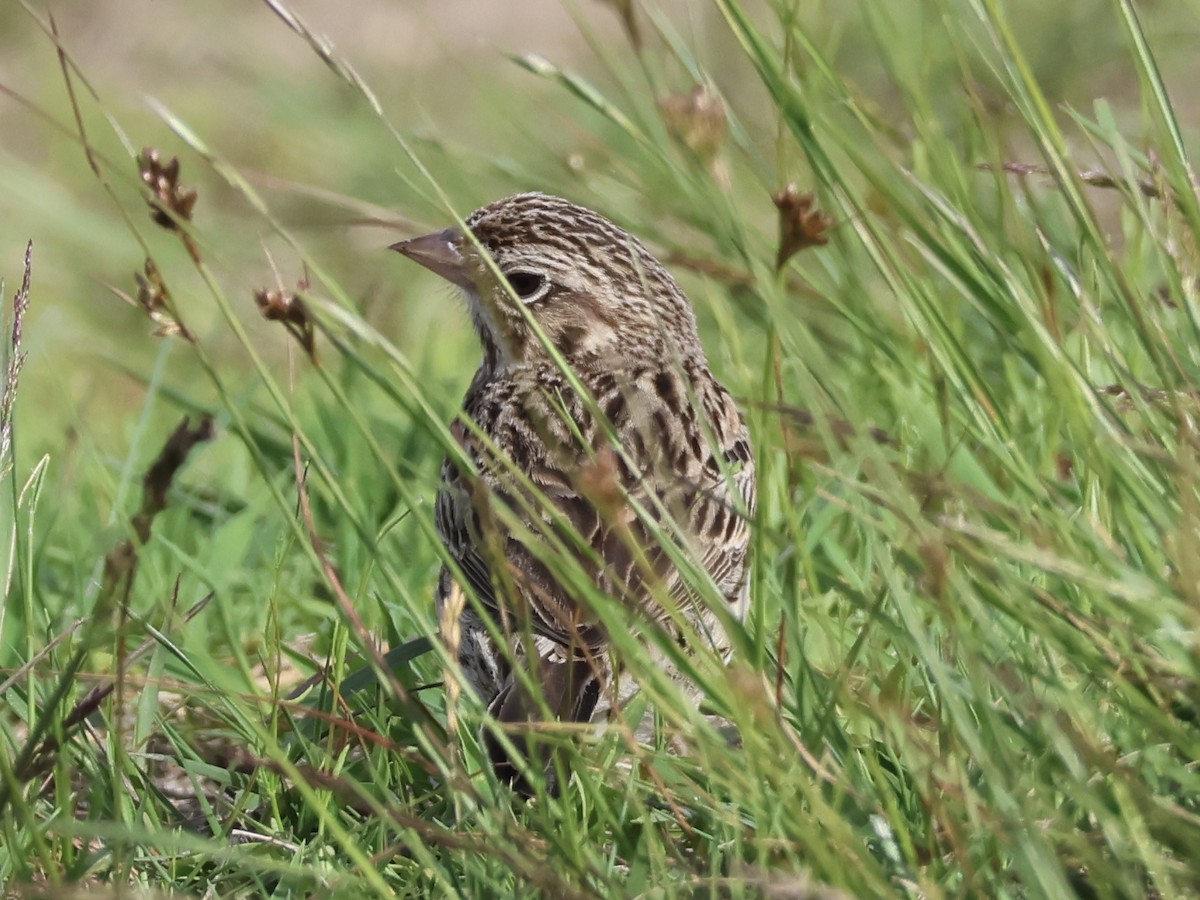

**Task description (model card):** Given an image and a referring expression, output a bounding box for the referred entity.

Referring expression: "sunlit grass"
[1,0,1198,896]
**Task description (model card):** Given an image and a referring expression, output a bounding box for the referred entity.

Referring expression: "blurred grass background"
[2,0,1200,896]
[5,0,1194,450]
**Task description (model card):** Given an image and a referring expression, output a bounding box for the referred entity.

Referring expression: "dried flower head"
[659,84,728,166]
[254,286,317,363]
[772,184,832,271]
[1,241,32,479]
[138,147,198,231]
[132,258,194,342]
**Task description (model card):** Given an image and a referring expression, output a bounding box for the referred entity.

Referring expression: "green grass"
[2,0,1199,896]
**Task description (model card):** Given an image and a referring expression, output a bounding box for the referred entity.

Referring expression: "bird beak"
[389,227,472,288]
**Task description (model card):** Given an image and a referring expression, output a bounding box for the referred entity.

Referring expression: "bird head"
[391,192,704,372]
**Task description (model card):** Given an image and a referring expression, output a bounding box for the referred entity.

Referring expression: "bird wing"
[596,369,755,629]
[436,365,754,650]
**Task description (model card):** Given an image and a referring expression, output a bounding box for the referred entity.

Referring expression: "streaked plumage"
[391,193,755,793]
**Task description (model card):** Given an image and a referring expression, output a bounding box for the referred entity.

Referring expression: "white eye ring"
[505,270,549,304]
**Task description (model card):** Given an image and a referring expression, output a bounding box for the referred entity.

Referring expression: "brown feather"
[395,193,756,795]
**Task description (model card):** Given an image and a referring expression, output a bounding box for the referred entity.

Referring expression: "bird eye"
[505,271,547,302]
